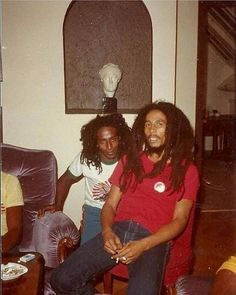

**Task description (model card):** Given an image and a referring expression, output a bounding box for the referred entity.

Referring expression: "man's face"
[144,109,167,151]
[97,126,120,164]
[102,70,120,93]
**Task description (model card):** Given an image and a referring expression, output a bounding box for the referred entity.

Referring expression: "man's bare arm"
[38,170,83,217]
[3,206,23,253]
[101,185,122,254]
[142,199,193,250]
[114,199,194,264]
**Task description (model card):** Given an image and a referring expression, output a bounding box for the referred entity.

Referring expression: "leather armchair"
[1,143,81,294]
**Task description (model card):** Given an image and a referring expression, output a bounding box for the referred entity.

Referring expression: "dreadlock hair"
[120,101,195,192]
[80,113,132,173]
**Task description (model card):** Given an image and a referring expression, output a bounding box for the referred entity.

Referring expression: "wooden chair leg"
[103,271,113,294]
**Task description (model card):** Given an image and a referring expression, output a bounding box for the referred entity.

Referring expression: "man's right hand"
[37,204,61,218]
[37,170,80,218]
[102,228,123,255]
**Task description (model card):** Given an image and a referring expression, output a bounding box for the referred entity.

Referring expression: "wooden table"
[2,252,45,295]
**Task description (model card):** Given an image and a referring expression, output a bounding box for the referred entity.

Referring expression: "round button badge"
[154,181,165,193]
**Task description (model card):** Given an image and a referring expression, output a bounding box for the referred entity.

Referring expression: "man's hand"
[37,170,83,218]
[112,239,147,264]
[37,204,60,218]
[102,229,123,255]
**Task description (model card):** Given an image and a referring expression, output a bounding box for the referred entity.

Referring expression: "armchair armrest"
[33,211,80,268]
[175,275,213,295]
[58,236,80,264]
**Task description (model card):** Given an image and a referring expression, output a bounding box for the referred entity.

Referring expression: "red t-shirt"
[109,153,200,284]
[110,153,199,234]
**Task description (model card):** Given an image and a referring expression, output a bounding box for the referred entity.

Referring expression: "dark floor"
[95,156,236,294]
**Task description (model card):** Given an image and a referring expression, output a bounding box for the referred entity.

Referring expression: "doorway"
[195,0,236,210]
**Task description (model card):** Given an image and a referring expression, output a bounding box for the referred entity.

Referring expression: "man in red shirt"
[51,101,199,295]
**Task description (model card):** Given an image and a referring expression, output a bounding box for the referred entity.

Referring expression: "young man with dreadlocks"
[51,102,199,295]
[38,113,131,245]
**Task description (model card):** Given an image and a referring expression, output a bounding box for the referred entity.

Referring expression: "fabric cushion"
[2,143,57,252]
[33,211,80,268]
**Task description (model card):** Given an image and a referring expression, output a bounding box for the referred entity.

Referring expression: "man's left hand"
[113,239,147,264]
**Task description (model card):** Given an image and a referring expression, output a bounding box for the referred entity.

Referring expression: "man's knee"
[50,268,69,294]
[50,266,94,295]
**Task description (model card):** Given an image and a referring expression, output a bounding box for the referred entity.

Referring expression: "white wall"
[175,0,198,128]
[207,46,234,115]
[144,0,177,102]
[2,0,198,227]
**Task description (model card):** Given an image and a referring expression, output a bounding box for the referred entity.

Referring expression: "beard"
[145,142,165,156]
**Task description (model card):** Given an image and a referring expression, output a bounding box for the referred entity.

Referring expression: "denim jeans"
[81,205,102,245]
[51,220,169,295]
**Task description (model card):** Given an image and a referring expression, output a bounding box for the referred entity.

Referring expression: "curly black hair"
[120,101,195,192]
[80,113,132,173]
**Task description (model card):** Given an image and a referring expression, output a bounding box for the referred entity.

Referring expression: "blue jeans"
[51,220,169,295]
[81,205,102,245]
